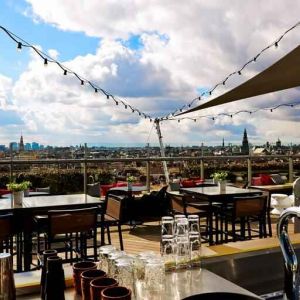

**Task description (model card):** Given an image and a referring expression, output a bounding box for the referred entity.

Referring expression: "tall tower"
[241,129,249,155]
[19,133,24,152]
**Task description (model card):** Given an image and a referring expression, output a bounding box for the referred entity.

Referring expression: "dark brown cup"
[101,286,131,300]
[81,269,107,300]
[72,261,97,295]
[90,277,118,300]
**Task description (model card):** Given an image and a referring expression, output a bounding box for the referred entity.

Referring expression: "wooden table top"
[249,183,293,192]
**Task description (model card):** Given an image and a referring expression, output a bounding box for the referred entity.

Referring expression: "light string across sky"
[0,22,299,125]
[160,20,300,121]
[0,25,154,122]
[162,101,300,123]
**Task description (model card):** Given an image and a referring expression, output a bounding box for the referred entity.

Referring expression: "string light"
[162,101,300,124]
[0,25,153,122]
[163,21,300,118]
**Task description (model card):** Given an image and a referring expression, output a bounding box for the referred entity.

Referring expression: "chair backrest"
[234,195,267,217]
[106,194,123,220]
[0,214,14,242]
[168,192,185,215]
[48,207,97,237]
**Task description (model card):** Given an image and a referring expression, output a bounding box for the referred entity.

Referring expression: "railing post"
[200,159,204,179]
[83,143,87,195]
[247,157,252,185]
[10,149,13,181]
[146,161,151,192]
[289,157,293,183]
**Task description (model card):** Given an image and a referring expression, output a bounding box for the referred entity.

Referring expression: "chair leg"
[118,223,124,251]
[107,226,111,244]
[93,229,97,261]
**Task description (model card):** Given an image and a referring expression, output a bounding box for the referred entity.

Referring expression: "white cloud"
[1,0,299,145]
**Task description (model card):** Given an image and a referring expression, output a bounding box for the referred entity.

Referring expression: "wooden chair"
[220,195,268,242]
[0,214,22,272]
[100,193,125,250]
[39,207,98,263]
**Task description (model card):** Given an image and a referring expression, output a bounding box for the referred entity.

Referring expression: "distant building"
[32,142,39,150]
[241,129,249,155]
[276,138,282,148]
[25,143,32,151]
[19,134,24,152]
[9,142,18,151]
[253,147,270,156]
[0,145,6,151]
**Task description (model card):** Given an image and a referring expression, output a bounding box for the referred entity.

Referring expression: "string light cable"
[160,20,300,120]
[162,101,300,123]
[0,25,153,122]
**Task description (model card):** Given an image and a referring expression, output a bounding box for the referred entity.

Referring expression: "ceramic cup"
[81,269,106,300]
[101,286,131,300]
[72,261,97,295]
[90,277,118,300]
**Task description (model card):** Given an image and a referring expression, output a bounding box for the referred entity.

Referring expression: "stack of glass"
[160,214,201,271]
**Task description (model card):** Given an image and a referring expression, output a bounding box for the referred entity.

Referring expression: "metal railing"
[0,154,299,193]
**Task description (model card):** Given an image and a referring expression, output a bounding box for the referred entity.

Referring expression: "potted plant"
[127,174,135,191]
[211,171,228,193]
[7,181,31,205]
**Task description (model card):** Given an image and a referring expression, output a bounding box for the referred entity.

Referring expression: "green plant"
[127,175,135,183]
[211,171,228,182]
[7,181,31,192]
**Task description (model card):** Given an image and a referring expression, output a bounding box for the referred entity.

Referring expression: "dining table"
[180,185,263,245]
[0,193,104,272]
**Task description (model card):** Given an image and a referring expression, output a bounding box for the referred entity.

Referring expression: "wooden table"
[180,186,263,245]
[0,194,103,272]
[249,183,293,194]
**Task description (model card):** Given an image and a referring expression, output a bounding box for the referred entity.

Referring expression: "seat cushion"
[181,180,196,188]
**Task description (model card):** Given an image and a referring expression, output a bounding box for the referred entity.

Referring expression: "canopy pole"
[154,119,170,184]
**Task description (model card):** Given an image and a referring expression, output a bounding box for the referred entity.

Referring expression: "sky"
[0,0,300,147]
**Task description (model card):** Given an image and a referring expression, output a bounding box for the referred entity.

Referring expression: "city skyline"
[0,1,300,146]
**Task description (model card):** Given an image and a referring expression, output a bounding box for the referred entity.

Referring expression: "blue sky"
[0,0,299,147]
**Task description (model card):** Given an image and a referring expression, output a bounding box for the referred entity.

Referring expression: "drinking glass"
[161,216,174,236]
[107,251,126,277]
[115,260,134,293]
[160,235,176,272]
[144,258,165,291]
[175,218,189,237]
[99,245,117,273]
[174,215,186,234]
[189,233,202,268]
[188,215,200,234]
[133,252,158,283]
[176,236,190,269]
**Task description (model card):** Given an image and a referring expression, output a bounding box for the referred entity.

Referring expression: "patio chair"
[219,195,268,242]
[36,207,98,263]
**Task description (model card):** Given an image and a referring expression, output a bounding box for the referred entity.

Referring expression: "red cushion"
[194,179,204,186]
[100,184,114,197]
[259,174,273,185]
[181,180,196,188]
[115,182,127,187]
[0,189,11,196]
[251,177,262,186]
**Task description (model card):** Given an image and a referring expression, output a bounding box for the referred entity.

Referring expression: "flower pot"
[127,183,132,191]
[218,181,226,193]
[13,191,24,206]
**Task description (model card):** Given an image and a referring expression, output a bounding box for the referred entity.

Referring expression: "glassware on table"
[73,261,97,295]
[176,236,190,269]
[115,260,135,294]
[107,251,126,277]
[99,245,117,273]
[188,215,200,234]
[133,251,158,282]
[144,258,165,291]
[101,286,132,300]
[175,218,189,237]
[161,235,176,272]
[161,216,174,236]
[81,269,106,300]
[189,233,202,268]
[174,215,186,234]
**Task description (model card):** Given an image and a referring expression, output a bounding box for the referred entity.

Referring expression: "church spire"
[19,132,24,152]
[241,128,249,155]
